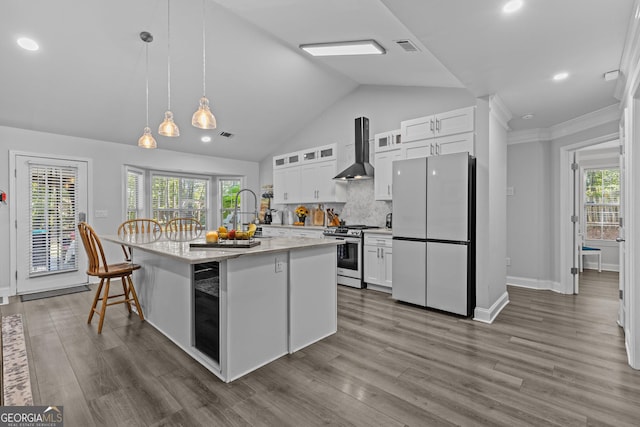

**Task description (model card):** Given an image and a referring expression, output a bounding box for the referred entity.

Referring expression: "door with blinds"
[15,156,89,294]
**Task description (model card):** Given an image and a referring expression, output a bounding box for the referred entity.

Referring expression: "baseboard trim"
[474,291,509,324]
[507,276,566,293]
[582,262,619,272]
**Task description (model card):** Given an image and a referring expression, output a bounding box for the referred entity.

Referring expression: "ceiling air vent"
[395,39,420,53]
[219,131,234,138]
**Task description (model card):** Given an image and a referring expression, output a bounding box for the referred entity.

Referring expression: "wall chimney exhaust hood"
[334,117,374,180]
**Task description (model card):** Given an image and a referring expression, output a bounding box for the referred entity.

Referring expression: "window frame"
[582,166,620,242]
[124,166,145,220]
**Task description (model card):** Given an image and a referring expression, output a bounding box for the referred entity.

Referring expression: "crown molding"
[507,103,621,145]
[618,0,640,104]
[507,128,551,145]
[549,103,621,139]
[489,94,512,131]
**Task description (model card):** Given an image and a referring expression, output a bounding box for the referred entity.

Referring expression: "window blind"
[127,170,144,219]
[29,164,78,276]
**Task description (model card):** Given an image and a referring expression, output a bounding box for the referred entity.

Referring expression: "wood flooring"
[2,269,639,426]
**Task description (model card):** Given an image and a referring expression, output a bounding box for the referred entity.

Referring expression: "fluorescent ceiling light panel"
[300,40,385,56]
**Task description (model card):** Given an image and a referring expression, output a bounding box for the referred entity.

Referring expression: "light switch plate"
[95,209,108,218]
[506,187,514,196]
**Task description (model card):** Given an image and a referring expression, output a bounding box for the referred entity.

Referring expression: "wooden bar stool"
[117,218,162,262]
[77,222,144,333]
[165,217,203,241]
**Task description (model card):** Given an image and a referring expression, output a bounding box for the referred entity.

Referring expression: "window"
[151,174,209,228]
[219,179,240,228]
[29,164,78,275]
[126,169,144,220]
[584,168,619,240]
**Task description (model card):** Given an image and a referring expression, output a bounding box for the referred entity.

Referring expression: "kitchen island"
[102,235,342,383]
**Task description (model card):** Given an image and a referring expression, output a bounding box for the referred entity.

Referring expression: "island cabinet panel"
[224,252,289,382]
[289,247,337,352]
[134,251,192,348]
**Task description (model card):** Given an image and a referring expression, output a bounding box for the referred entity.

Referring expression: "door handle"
[381,249,384,259]
[616,237,625,242]
[387,184,390,195]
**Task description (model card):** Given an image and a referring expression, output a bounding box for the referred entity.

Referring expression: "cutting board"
[313,205,325,226]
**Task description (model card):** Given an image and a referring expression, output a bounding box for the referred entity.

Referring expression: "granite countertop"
[260,224,326,230]
[363,229,393,235]
[102,235,342,264]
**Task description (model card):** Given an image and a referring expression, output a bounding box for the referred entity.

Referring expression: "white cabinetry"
[400,106,475,143]
[273,166,301,205]
[374,130,401,152]
[363,234,393,292]
[374,148,402,200]
[273,144,346,204]
[289,228,324,238]
[403,132,474,159]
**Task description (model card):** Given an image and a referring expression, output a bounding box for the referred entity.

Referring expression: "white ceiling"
[0,0,634,162]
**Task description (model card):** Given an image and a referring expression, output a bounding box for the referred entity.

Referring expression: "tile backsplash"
[276,179,391,227]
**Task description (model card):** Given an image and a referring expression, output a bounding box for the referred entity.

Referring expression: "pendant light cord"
[201,0,206,97]
[167,0,172,110]
[145,42,150,127]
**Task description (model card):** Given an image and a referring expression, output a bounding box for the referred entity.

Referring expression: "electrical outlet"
[506,257,511,266]
[275,257,284,273]
[506,187,514,196]
[95,209,108,218]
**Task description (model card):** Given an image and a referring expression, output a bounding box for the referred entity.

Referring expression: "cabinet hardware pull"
[430,144,434,155]
[436,119,440,132]
[430,119,434,132]
[387,184,390,195]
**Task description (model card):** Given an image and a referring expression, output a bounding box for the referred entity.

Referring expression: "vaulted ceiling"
[0,0,634,161]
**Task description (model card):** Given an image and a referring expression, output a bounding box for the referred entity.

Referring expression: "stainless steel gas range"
[323,225,379,288]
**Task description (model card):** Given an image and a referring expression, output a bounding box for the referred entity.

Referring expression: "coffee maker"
[385,212,392,229]
[264,209,273,224]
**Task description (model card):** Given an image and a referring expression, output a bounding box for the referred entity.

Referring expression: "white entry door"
[15,155,89,294]
[618,113,628,328]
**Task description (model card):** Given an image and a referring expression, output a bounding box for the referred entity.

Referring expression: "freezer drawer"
[392,239,426,306]
[426,242,469,315]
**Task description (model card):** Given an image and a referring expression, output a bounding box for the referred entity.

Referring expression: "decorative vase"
[295,215,306,225]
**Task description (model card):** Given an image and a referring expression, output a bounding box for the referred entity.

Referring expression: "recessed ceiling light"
[553,72,569,81]
[17,37,39,51]
[503,0,523,14]
[201,136,211,143]
[300,40,385,57]
[522,114,534,120]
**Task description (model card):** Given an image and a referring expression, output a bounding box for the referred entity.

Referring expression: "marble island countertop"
[102,235,342,264]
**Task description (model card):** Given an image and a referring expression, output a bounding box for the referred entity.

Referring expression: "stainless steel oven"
[324,225,379,288]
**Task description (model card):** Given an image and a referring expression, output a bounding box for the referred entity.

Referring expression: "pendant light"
[138,31,157,149]
[192,0,217,129]
[158,0,180,137]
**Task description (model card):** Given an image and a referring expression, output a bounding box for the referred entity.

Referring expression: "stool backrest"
[166,217,203,241]
[118,219,163,242]
[77,222,108,275]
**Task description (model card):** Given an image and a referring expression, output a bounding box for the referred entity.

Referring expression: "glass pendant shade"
[138,126,157,149]
[159,111,180,136]
[192,97,217,129]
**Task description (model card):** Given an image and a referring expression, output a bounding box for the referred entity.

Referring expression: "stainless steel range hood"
[334,117,374,180]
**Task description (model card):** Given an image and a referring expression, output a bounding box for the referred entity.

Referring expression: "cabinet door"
[392,239,426,306]
[400,115,435,143]
[363,245,380,285]
[435,132,474,156]
[317,144,336,161]
[314,161,338,202]
[434,106,474,137]
[300,164,319,202]
[382,246,393,289]
[374,149,402,201]
[404,140,432,160]
[273,168,288,204]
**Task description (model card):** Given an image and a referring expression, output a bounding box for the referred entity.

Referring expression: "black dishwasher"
[193,262,219,363]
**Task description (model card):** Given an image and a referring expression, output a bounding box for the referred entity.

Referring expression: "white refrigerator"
[391,152,475,316]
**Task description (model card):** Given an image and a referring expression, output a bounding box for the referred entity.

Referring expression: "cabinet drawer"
[364,235,392,247]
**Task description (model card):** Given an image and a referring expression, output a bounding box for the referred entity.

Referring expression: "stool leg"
[88,278,105,324]
[121,276,132,313]
[126,274,144,321]
[97,278,111,334]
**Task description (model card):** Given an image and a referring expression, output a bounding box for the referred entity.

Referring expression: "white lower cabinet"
[260,226,324,239]
[363,234,393,292]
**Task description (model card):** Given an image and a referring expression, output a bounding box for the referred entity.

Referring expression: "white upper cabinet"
[374,148,402,200]
[400,106,475,143]
[374,130,401,153]
[273,143,346,205]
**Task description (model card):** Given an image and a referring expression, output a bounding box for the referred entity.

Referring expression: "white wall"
[506,121,620,290]
[0,126,259,294]
[506,141,552,283]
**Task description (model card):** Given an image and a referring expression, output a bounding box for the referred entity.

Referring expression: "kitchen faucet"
[233,188,258,232]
